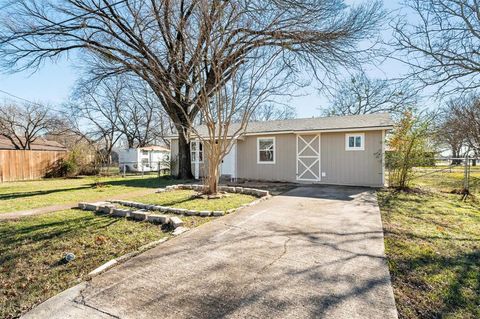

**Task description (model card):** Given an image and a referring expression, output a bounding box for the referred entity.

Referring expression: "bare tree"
[71,76,172,152]
[192,50,292,194]
[322,72,417,117]
[249,104,297,122]
[118,79,174,148]
[444,95,480,157]
[0,101,61,149]
[391,0,480,95]
[68,82,123,165]
[0,0,385,179]
[435,102,467,163]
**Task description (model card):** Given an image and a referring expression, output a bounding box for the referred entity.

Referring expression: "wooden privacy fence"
[0,150,67,182]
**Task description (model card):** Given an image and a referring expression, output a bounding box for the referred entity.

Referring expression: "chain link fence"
[412,157,479,196]
[97,161,171,178]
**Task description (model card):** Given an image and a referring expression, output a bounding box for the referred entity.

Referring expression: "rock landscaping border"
[78,185,271,229]
[78,201,184,229]
[162,184,270,198]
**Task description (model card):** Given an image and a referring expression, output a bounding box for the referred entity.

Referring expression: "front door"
[296,134,321,182]
[221,143,236,178]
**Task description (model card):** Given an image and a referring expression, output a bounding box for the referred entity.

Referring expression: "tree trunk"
[205,156,220,195]
[177,132,194,179]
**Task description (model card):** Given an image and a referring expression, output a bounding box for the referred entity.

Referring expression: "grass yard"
[412,167,480,194]
[0,181,258,318]
[128,189,257,212]
[378,179,480,318]
[0,176,178,214]
[0,209,171,318]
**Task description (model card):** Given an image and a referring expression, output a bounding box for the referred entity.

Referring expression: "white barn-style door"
[296,134,321,182]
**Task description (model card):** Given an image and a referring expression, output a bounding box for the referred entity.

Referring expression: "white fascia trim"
[245,126,394,136]
[382,129,386,186]
[257,136,276,164]
[169,126,393,139]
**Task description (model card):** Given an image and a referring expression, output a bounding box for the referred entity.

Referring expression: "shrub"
[386,112,435,188]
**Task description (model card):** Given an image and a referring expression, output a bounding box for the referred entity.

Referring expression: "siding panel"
[236,134,297,182]
[320,131,383,187]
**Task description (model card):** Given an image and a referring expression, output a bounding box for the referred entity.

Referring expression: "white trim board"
[257,137,276,164]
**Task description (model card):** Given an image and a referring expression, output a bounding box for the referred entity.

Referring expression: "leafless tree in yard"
[0,0,385,179]
[0,101,62,149]
[71,76,173,151]
[191,50,294,194]
[435,103,467,163]
[249,104,297,122]
[443,95,480,157]
[322,72,418,117]
[68,81,123,165]
[391,0,480,95]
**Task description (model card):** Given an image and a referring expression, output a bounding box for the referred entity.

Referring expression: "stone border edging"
[78,185,271,229]
[78,202,184,229]
[87,237,169,279]
[162,184,270,198]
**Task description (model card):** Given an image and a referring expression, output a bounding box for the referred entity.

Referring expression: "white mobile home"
[118,146,170,173]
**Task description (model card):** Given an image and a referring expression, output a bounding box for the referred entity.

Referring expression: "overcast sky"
[0,0,415,118]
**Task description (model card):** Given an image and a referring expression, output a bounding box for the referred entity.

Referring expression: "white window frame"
[190,140,203,163]
[345,133,365,151]
[257,137,276,164]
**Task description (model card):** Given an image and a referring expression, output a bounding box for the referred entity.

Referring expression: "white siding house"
[118,146,170,173]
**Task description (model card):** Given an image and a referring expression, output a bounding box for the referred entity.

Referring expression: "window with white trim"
[345,133,365,151]
[190,141,203,163]
[257,137,275,164]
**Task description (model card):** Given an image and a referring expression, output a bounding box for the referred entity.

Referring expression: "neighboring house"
[0,136,67,151]
[170,113,394,187]
[118,146,170,173]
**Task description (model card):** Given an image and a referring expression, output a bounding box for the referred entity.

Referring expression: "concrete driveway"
[24,186,398,319]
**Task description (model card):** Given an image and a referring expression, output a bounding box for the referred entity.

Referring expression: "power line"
[0,88,43,106]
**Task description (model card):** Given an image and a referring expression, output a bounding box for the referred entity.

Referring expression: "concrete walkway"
[0,188,159,221]
[23,186,398,319]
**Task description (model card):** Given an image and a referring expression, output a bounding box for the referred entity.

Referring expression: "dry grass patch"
[0,209,168,318]
[378,189,480,319]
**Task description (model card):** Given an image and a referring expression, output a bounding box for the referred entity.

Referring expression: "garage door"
[296,134,321,182]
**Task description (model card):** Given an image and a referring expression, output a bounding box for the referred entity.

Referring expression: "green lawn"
[412,167,480,194]
[378,185,480,318]
[128,190,257,212]
[0,180,256,318]
[0,209,170,318]
[0,176,178,214]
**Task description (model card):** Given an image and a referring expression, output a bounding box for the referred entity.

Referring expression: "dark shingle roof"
[190,113,393,137]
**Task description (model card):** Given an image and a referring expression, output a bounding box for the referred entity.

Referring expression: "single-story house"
[170,113,394,187]
[118,146,170,172]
